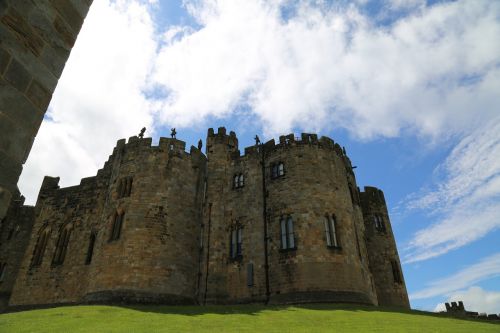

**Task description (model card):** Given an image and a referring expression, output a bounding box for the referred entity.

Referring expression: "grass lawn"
[0,303,498,332]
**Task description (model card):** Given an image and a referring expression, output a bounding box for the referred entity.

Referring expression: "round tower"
[263,134,377,304]
[360,186,410,308]
[85,136,206,304]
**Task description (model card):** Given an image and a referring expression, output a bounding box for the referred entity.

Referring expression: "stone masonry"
[0,0,93,219]
[0,128,410,310]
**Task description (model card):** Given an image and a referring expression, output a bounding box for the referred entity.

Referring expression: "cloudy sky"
[19,0,500,312]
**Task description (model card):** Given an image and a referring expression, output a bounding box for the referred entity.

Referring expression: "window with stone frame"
[324,214,340,248]
[31,226,50,267]
[109,211,125,241]
[117,177,133,198]
[85,231,97,265]
[391,260,403,284]
[280,215,296,250]
[52,223,72,266]
[0,263,6,282]
[374,215,386,233]
[233,173,244,189]
[229,226,243,259]
[271,162,285,179]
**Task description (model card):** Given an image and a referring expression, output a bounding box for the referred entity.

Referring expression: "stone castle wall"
[0,0,93,219]
[201,129,377,305]
[7,136,206,307]
[0,197,34,311]
[360,187,410,308]
[3,129,409,309]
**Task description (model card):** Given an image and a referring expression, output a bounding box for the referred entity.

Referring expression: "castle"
[0,128,409,310]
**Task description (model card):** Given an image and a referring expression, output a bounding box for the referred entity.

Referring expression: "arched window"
[110,211,124,241]
[53,223,72,265]
[117,177,133,198]
[233,173,244,189]
[32,226,50,267]
[324,215,339,248]
[280,215,295,250]
[85,232,97,265]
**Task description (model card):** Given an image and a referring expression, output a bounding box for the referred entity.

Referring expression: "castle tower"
[200,127,268,303]
[262,134,377,304]
[8,136,207,306]
[84,137,206,304]
[360,186,410,308]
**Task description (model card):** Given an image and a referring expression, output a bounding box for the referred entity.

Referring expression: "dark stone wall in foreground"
[0,0,93,219]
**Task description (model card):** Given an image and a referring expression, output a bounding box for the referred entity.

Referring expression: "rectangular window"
[391,260,402,284]
[287,216,295,248]
[325,215,339,247]
[325,217,332,246]
[278,163,284,176]
[85,232,96,265]
[247,263,254,287]
[280,218,287,248]
[110,212,124,241]
[230,227,242,259]
[280,216,296,250]
[272,163,285,179]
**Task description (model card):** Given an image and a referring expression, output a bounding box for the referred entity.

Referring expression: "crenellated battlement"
[206,128,353,173]
[5,127,409,310]
[206,127,239,152]
[41,135,208,197]
[360,186,386,206]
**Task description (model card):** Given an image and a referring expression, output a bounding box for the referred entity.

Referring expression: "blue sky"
[21,0,500,312]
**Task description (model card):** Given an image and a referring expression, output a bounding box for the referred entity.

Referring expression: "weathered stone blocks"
[3,130,409,310]
[0,0,92,219]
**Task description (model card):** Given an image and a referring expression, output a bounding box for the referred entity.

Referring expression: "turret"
[360,186,410,308]
[206,127,239,159]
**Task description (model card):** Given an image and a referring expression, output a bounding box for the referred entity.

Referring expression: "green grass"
[0,303,498,332]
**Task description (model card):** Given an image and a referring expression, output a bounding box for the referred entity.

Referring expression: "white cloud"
[403,116,500,262]
[19,0,158,204]
[434,286,500,314]
[411,253,500,300]
[152,0,500,138]
[18,0,500,228]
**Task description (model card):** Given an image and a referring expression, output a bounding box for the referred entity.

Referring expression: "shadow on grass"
[119,302,500,326]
